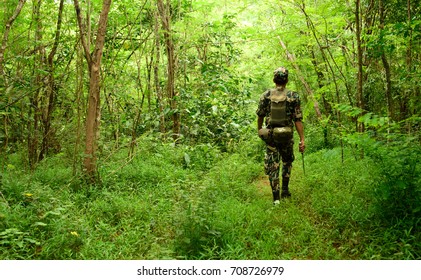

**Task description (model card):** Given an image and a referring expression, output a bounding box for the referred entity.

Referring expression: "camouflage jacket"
[256,88,303,128]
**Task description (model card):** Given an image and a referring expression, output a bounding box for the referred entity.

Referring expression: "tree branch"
[0,0,27,76]
[279,39,322,120]
[73,0,92,66]
[92,0,112,64]
[48,0,65,66]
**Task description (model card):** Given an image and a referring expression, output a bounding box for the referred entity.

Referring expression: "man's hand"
[295,121,305,153]
[299,140,305,153]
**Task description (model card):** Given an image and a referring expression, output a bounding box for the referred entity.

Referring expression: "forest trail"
[250,166,346,259]
[253,159,308,205]
[254,174,271,200]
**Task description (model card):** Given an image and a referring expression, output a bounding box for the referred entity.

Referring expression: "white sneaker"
[273,200,280,206]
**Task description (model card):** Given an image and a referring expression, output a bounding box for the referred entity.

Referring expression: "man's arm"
[295,120,305,153]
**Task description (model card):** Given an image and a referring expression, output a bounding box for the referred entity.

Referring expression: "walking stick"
[301,152,305,175]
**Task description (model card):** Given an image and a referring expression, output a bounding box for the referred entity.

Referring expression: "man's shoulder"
[259,89,271,100]
[286,90,300,101]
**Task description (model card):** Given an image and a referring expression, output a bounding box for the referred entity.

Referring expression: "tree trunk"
[154,10,165,136]
[73,42,84,176]
[406,0,413,70]
[300,4,352,110]
[28,0,44,169]
[157,0,180,141]
[39,0,64,161]
[310,49,333,115]
[355,0,365,133]
[404,0,414,128]
[279,39,322,120]
[74,0,112,182]
[379,0,393,123]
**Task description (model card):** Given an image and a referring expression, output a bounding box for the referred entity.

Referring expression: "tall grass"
[1,130,419,260]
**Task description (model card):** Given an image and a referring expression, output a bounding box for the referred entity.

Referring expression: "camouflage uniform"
[256,89,303,199]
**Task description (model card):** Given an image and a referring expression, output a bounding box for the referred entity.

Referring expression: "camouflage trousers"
[264,141,295,193]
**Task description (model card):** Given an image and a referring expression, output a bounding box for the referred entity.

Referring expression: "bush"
[305,133,421,259]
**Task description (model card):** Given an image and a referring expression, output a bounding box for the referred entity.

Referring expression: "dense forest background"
[0,0,420,260]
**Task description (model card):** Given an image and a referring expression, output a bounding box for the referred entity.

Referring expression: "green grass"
[0,134,419,260]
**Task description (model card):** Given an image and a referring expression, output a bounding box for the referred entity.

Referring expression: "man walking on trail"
[256,67,305,205]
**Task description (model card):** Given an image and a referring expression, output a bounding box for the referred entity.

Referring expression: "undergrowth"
[0,130,419,260]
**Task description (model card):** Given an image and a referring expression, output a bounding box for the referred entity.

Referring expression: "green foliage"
[1,0,420,262]
[180,64,254,148]
[0,228,40,259]
[337,110,421,251]
[304,121,339,153]
[304,144,420,259]
[360,135,421,226]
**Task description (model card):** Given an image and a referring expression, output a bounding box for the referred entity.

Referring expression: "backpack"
[269,88,293,144]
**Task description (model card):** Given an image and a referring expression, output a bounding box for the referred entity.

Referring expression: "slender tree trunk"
[129,32,148,157]
[379,0,393,124]
[300,5,347,162]
[300,4,352,110]
[157,0,180,141]
[39,0,64,161]
[279,39,322,120]
[154,10,165,136]
[406,0,419,138]
[310,49,332,115]
[404,0,414,130]
[302,9,343,158]
[73,41,84,176]
[28,0,45,169]
[74,0,112,182]
[406,0,413,70]
[355,0,365,133]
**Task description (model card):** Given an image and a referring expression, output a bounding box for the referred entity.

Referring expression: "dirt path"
[254,161,306,202]
[252,169,345,259]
